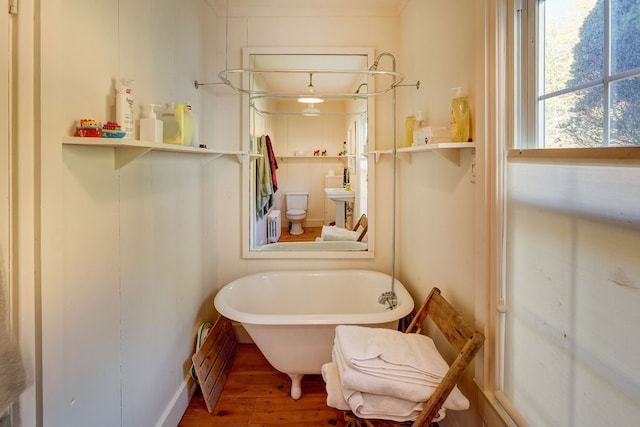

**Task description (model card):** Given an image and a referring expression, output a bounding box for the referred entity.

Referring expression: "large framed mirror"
[240,47,376,258]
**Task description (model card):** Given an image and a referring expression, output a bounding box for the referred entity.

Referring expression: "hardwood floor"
[178,344,347,426]
[277,226,323,243]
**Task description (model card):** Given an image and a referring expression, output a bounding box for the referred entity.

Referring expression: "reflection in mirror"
[243,48,375,258]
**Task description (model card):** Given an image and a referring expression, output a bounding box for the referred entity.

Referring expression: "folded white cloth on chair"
[336,325,448,383]
[333,329,469,410]
[321,362,350,411]
[325,353,429,421]
[330,348,447,422]
[319,225,360,241]
[344,385,435,422]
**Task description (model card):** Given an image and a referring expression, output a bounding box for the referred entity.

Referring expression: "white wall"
[395,1,482,426]
[269,109,350,227]
[37,0,219,425]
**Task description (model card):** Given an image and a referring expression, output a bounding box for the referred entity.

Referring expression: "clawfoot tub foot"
[287,373,304,400]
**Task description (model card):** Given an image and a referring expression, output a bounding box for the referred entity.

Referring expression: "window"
[498,3,640,425]
[520,0,640,148]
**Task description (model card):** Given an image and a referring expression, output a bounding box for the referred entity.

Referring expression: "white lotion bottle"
[139,104,163,143]
[116,78,134,138]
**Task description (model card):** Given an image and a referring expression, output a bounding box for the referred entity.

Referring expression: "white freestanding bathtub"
[213,269,414,399]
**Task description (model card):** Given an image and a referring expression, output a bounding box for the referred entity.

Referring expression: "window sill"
[509,147,640,162]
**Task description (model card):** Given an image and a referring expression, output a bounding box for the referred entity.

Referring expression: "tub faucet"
[378,291,397,309]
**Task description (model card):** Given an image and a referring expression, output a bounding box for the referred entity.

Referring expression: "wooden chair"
[352,213,368,242]
[344,287,485,427]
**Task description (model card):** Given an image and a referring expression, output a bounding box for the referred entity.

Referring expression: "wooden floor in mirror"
[277,226,322,242]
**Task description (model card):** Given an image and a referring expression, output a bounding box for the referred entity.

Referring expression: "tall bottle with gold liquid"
[405,114,416,147]
[450,87,470,142]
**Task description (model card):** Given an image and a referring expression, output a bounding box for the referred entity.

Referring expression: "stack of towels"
[321,325,469,423]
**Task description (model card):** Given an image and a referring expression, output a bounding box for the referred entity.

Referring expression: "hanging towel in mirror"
[256,135,274,218]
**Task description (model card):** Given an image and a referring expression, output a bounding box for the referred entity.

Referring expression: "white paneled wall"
[396,1,480,426]
[39,0,218,425]
[268,111,349,226]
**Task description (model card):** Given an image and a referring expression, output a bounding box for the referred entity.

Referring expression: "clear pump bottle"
[140,104,163,144]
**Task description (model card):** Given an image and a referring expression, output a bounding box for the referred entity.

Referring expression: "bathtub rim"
[214,269,414,326]
[253,241,368,252]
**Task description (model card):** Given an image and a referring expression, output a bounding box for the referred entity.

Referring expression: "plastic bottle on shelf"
[405,114,416,147]
[160,104,180,145]
[412,110,426,145]
[174,103,195,146]
[450,87,470,142]
[139,104,163,144]
[116,78,134,139]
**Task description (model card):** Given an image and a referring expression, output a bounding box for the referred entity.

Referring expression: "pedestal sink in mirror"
[325,188,355,228]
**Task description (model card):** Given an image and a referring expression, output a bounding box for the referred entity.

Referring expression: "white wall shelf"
[371,142,476,166]
[276,155,354,160]
[62,136,246,169]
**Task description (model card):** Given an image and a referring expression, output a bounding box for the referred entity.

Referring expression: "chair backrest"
[404,287,485,426]
[353,214,368,242]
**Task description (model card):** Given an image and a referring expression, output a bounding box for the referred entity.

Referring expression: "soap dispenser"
[140,104,163,144]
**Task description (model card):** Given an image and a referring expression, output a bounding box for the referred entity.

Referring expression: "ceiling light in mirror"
[297,96,324,104]
[297,73,324,104]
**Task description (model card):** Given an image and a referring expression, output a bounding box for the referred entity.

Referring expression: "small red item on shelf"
[76,118,102,137]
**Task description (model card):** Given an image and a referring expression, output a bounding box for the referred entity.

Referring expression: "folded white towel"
[345,386,434,422]
[321,362,350,411]
[347,390,447,423]
[320,225,360,241]
[335,325,450,383]
[323,357,438,422]
[333,335,469,410]
[333,349,446,423]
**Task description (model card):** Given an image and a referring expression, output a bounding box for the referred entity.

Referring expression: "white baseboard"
[156,380,194,427]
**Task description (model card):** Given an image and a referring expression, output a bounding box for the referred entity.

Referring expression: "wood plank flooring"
[277,226,322,243]
[178,344,347,426]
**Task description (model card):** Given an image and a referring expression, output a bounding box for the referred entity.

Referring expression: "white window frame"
[514,0,640,157]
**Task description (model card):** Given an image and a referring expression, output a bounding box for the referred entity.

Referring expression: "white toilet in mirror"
[285,192,308,235]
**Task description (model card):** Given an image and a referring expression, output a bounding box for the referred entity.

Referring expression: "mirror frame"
[241,47,376,259]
